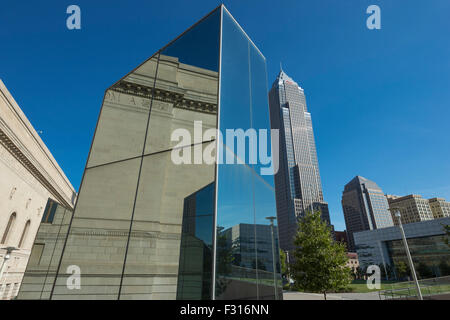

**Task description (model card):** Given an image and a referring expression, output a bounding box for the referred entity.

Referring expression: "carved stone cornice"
[111,80,217,115]
[0,126,73,209]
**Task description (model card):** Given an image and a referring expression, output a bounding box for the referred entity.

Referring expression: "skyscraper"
[342,176,393,252]
[268,71,330,252]
[18,5,281,300]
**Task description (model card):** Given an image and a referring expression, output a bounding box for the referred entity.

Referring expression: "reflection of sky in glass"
[217,9,277,231]
[162,8,220,72]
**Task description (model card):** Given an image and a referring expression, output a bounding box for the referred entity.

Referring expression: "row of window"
[1,212,31,248]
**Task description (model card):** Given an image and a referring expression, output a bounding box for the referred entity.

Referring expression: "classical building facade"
[268,70,330,252]
[0,80,76,299]
[18,5,281,300]
[341,176,393,252]
[387,194,434,226]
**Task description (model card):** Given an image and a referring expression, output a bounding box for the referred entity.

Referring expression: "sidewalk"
[283,291,381,300]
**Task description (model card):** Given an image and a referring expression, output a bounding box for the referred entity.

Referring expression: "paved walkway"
[283,291,381,300]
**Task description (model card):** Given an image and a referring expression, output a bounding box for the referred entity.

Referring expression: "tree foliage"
[291,211,352,299]
[395,260,410,279]
[279,249,288,277]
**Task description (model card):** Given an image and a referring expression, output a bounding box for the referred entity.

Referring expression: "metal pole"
[266,217,278,300]
[395,212,423,300]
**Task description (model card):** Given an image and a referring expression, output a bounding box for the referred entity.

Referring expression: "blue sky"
[1,0,449,231]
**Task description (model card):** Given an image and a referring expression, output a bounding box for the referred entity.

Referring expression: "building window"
[1,212,16,244]
[18,220,31,248]
[41,199,58,223]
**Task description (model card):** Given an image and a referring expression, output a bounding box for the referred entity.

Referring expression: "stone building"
[387,194,434,226]
[428,198,450,219]
[18,5,281,300]
[0,79,76,299]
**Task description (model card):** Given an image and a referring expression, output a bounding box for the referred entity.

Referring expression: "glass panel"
[249,43,282,299]
[215,9,256,300]
[87,55,159,167]
[52,158,141,299]
[252,175,282,299]
[120,143,215,300]
[215,8,281,300]
[118,8,220,300]
[144,8,220,155]
[18,204,73,300]
[177,183,215,300]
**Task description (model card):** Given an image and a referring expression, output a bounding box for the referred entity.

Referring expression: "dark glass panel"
[177,183,215,300]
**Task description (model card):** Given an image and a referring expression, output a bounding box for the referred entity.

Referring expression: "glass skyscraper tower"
[269,71,330,252]
[341,176,394,252]
[18,5,281,300]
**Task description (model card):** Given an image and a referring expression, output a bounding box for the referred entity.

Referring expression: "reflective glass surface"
[22,5,280,300]
[215,8,281,300]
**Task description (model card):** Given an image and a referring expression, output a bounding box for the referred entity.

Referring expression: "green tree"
[291,211,352,300]
[279,249,288,277]
[395,261,410,279]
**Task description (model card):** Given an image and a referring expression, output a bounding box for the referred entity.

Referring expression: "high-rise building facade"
[18,5,281,300]
[341,176,393,252]
[429,198,450,219]
[268,71,330,251]
[387,194,434,226]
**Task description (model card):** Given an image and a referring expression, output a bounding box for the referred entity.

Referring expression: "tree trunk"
[324,292,327,300]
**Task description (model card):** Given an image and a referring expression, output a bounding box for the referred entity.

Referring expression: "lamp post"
[392,210,423,300]
[265,216,278,300]
[0,247,18,298]
[0,247,17,279]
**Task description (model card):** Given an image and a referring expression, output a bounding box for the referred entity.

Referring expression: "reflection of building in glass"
[342,176,393,252]
[17,201,73,299]
[0,80,76,300]
[18,5,281,300]
[221,224,278,273]
[177,183,214,300]
[354,217,450,279]
[268,71,330,251]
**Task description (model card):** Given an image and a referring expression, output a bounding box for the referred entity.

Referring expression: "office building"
[427,198,450,219]
[18,5,281,300]
[334,230,349,251]
[0,80,76,300]
[341,176,393,252]
[268,70,330,252]
[387,194,434,226]
[354,217,450,279]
